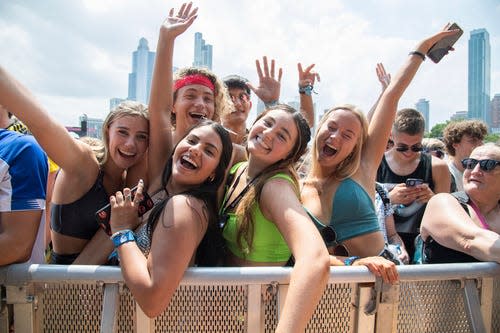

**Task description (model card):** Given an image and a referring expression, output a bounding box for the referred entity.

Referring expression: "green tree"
[426,121,450,138]
[484,133,500,143]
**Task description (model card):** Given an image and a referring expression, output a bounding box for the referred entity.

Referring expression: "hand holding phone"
[427,23,463,63]
[95,184,154,235]
[406,178,424,187]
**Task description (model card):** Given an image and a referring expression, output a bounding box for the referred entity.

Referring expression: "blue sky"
[1,0,499,127]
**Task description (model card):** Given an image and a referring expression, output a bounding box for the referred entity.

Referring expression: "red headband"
[173,74,215,93]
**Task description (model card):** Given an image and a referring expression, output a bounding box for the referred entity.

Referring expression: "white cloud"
[1,0,499,128]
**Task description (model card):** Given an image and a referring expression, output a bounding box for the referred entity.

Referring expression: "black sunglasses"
[320,226,348,256]
[395,144,423,153]
[461,158,500,172]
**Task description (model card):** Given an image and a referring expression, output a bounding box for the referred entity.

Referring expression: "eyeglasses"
[395,144,423,153]
[461,158,500,172]
[230,93,250,104]
[424,148,445,159]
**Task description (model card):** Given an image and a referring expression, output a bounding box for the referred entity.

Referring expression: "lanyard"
[221,164,262,215]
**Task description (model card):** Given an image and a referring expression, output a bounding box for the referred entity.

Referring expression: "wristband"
[408,51,426,61]
[263,99,279,109]
[299,84,313,96]
[343,256,360,266]
[110,229,136,248]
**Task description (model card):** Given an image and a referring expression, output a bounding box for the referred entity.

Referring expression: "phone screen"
[427,23,463,63]
[95,186,154,235]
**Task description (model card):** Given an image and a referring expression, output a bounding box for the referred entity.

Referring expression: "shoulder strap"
[375,183,390,205]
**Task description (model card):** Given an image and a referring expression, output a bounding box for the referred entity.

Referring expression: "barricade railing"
[1,262,499,333]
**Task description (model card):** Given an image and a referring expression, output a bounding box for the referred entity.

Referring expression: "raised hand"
[298,63,320,89]
[161,2,198,38]
[247,56,283,103]
[109,179,145,234]
[375,63,391,91]
[414,23,462,56]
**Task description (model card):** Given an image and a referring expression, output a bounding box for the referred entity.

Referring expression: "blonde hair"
[172,67,231,127]
[309,105,368,181]
[101,100,149,166]
[79,136,105,166]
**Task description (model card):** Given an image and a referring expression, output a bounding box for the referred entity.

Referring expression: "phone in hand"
[95,186,154,235]
[426,23,463,63]
[406,178,424,187]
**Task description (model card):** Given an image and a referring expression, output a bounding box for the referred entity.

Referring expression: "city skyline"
[1,1,499,127]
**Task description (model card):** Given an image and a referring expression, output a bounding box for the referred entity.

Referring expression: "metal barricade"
[1,263,499,333]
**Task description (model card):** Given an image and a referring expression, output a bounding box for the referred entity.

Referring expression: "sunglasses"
[395,144,423,153]
[320,226,348,256]
[461,158,500,172]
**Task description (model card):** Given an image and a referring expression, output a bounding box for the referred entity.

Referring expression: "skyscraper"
[468,29,491,128]
[193,32,213,70]
[415,98,430,133]
[128,37,155,105]
[491,94,500,132]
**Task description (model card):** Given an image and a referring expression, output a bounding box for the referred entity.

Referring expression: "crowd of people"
[1,3,499,332]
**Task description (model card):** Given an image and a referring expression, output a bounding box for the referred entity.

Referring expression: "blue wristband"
[343,256,360,266]
[299,84,313,96]
[110,229,136,248]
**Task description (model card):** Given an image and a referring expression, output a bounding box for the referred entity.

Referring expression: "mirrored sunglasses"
[461,158,500,172]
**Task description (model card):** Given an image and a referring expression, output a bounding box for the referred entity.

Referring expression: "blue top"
[306,178,380,246]
[0,130,47,211]
[0,129,48,264]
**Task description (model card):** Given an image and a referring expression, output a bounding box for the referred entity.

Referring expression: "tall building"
[109,98,126,111]
[450,110,468,122]
[128,37,155,105]
[415,98,430,132]
[491,94,500,132]
[468,29,491,128]
[193,32,212,70]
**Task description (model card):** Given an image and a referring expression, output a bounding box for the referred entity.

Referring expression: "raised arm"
[247,56,282,106]
[421,193,500,263]
[110,193,208,317]
[261,179,329,333]
[148,3,197,186]
[0,66,97,176]
[297,63,320,128]
[362,25,462,180]
[366,63,391,123]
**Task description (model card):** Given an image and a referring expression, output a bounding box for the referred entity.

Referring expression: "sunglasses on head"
[461,158,500,172]
[395,144,423,153]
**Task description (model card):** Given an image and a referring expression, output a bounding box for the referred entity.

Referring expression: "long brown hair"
[234,104,311,253]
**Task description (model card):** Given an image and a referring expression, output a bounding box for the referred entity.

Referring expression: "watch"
[110,229,136,248]
[343,256,360,266]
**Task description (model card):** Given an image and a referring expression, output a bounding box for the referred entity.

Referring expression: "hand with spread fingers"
[109,180,145,234]
[161,1,198,38]
[353,256,399,284]
[247,56,282,104]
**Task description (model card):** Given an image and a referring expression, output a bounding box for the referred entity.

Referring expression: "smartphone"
[406,178,424,187]
[426,23,463,63]
[95,186,154,235]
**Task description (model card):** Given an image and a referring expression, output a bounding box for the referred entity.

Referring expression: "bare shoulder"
[163,194,209,228]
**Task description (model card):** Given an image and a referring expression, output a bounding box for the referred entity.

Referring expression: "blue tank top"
[306,178,380,245]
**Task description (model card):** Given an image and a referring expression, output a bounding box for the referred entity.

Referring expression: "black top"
[377,153,434,234]
[423,192,480,264]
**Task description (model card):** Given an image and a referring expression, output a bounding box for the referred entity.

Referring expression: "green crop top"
[221,163,294,263]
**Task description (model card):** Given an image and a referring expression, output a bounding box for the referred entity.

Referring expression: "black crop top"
[50,171,109,240]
